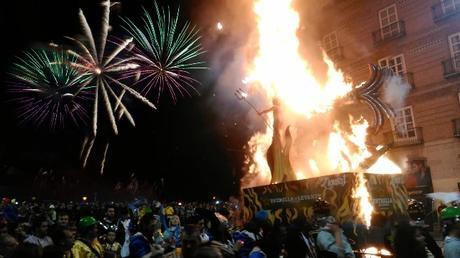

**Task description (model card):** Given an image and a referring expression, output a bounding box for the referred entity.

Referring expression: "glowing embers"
[359,247,392,258]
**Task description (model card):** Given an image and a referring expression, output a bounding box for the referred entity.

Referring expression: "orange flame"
[327,117,402,174]
[354,173,374,228]
[248,0,351,117]
[242,0,402,224]
[361,247,392,257]
[242,115,273,188]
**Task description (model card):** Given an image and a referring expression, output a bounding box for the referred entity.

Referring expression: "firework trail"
[66,0,157,137]
[66,0,158,169]
[100,142,110,174]
[8,48,92,130]
[120,1,206,104]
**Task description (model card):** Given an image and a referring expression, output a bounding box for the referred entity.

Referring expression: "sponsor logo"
[373,198,392,207]
[269,194,321,204]
[322,174,346,189]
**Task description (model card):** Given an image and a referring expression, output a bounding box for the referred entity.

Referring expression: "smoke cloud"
[191,0,409,187]
[382,75,411,111]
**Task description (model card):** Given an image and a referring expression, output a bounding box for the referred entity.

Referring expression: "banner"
[242,173,408,223]
[404,159,434,228]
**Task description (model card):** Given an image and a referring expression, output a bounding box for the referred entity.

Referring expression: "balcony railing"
[442,58,460,78]
[325,46,344,61]
[453,118,460,137]
[372,21,406,45]
[384,127,424,147]
[432,0,460,22]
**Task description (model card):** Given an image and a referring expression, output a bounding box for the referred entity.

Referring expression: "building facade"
[319,0,460,192]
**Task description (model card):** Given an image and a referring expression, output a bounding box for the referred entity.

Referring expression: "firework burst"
[8,48,92,130]
[66,0,157,170]
[66,0,157,137]
[120,2,206,103]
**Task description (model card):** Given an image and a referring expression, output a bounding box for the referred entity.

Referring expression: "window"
[449,33,460,70]
[441,0,460,14]
[322,31,339,52]
[379,4,400,39]
[379,54,406,76]
[393,106,416,140]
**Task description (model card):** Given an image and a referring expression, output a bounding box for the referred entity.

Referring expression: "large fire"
[242,0,402,227]
[250,0,350,116]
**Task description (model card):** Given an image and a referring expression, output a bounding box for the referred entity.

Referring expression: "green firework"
[121,1,206,103]
[9,48,92,129]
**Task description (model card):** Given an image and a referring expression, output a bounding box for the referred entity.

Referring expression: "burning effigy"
[238,0,410,228]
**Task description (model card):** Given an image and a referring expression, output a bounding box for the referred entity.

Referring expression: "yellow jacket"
[71,239,104,258]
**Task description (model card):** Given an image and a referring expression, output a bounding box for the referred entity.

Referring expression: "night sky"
[0,0,252,201]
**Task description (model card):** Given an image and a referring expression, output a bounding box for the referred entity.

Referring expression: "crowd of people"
[0,196,459,258]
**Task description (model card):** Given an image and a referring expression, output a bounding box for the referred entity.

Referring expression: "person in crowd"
[441,205,460,258]
[189,215,211,244]
[193,245,224,258]
[0,219,7,236]
[202,222,235,258]
[48,205,57,223]
[182,225,203,258]
[10,243,41,258]
[71,216,104,258]
[342,214,367,249]
[393,220,427,258]
[182,222,234,258]
[164,215,182,249]
[407,199,443,258]
[0,199,17,223]
[0,234,18,258]
[285,217,317,258]
[128,213,164,258]
[316,216,355,258]
[235,211,275,258]
[232,220,261,258]
[151,215,165,247]
[103,228,122,258]
[24,215,54,248]
[48,225,75,258]
[103,205,118,229]
[67,222,78,244]
[57,212,70,228]
[12,222,29,243]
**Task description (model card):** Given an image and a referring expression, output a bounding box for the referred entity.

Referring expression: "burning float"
[238,0,410,240]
